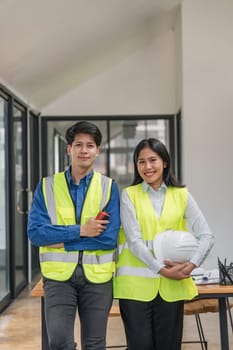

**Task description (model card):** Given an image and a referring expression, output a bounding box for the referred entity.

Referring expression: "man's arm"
[27,181,84,247]
[64,181,121,251]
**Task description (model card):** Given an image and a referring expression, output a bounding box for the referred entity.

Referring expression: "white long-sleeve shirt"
[120,182,215,274]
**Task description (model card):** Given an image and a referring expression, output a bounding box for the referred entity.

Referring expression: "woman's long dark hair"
[131,138,184,187]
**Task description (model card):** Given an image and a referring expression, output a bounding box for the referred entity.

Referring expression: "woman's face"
[137,147,166,190]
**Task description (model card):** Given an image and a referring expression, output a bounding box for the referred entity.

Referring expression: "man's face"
[67,133,99,172]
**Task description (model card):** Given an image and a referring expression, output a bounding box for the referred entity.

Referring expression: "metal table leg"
[218,297,229,350]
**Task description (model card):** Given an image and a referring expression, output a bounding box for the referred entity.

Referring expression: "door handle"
[16,188,33,214]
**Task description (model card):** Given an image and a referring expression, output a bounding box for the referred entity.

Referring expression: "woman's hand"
[159,260,196,280]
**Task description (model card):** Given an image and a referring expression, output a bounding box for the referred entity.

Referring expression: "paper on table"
[191,268,220,285]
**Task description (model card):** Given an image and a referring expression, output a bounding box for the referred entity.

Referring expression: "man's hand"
[80,218,109,237]
[47,243,64,248]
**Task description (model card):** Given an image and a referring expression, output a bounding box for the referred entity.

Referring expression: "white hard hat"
[153,230,198,263]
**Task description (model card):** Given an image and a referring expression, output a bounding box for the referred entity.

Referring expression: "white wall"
[43,21,177,116]
[43,0,233,269]
[182,0,233,268]
[174,8,182,110]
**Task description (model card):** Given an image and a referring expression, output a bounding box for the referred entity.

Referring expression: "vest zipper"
[78,251,83,265]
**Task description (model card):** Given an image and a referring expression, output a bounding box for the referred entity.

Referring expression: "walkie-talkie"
[96,211,110,220]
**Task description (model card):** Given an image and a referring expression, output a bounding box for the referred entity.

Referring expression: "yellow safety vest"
[40,171,115,283]
[113,184,198,302]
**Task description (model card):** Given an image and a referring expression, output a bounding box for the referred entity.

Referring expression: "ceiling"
[0,0,181,112]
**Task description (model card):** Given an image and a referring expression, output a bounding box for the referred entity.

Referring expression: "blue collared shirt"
[27,168,120,251]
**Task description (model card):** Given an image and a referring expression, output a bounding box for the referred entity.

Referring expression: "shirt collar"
[142,181,166,193]
[65,166,94,186]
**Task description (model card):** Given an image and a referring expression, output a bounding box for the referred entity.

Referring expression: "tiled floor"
[0,283,232,350]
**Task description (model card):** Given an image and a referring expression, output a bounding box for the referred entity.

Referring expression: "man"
[28,121,120,350]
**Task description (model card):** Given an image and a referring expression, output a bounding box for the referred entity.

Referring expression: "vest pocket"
[57,207,74,218]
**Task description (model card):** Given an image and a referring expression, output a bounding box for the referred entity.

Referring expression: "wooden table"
[31,280,233,350]
[195,284,233,350]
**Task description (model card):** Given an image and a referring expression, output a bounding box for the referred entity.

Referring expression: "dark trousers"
[43,265,113,350]
[119,294,184,350]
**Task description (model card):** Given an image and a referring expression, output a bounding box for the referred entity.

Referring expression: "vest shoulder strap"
[99,173,112,210]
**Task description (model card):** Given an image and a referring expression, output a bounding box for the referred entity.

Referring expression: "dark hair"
[132,138,184,187]
[65,121,102,146]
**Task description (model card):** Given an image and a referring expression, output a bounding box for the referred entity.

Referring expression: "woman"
[114,138,214,350]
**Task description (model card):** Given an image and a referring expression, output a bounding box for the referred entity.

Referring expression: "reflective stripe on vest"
[43,175,56,224]
[40,251,114,264]
[40,171,115,282]
[117,239,153,255]
[116,266,159,278]
[113,185,198,302]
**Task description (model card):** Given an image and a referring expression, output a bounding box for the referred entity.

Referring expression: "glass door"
[0,95,10,307]
[28,112,40,280]
[0,89,37,310]
[12,104,28,296]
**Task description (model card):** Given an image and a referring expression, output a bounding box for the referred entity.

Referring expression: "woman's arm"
[185,192,215,267]
[120,189,164,274]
